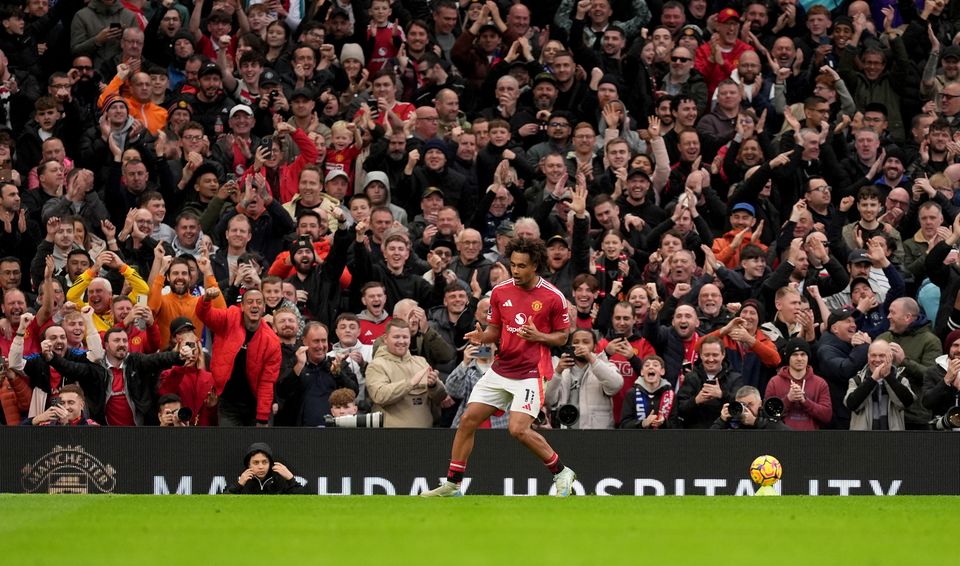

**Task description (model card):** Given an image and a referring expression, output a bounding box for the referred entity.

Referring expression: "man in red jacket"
[196,288,281,426]
[764,338,833,430]
[694,8,754,96]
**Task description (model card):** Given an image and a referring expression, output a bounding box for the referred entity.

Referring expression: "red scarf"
[676,334,700,391]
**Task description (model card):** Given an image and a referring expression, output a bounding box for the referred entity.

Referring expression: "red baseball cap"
[717,8,741,23]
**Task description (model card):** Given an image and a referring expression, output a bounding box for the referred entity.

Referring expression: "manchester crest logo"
[531,300,543,312]
[21,445,117,494]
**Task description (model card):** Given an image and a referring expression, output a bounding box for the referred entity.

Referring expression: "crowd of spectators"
[1,0,960,432]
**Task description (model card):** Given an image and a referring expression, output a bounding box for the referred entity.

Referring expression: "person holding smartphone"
[545,328,623,429]
[444,342,503,429]
[676,335,744,429]
[69,1,138,70]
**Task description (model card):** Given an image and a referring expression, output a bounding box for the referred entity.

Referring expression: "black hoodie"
[225,443,303,495]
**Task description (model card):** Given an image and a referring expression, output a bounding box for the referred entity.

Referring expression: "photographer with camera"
[25,384,99,426]
[763,338,832,430]
[922,329,960,430]
[711,385,789,430]
[545,328,623,429]
[276,321,359,427]
[157,393,190,426]
[329,388,359,418]
[677,336,744,429]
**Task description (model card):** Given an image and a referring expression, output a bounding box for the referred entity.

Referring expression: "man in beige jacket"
[365,319,446,428]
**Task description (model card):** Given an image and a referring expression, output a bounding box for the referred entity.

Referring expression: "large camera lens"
[935,406,960,430]
[324,412,385,428]
[763,397,785,420]
[556,404,580,427]
[177,407,193,423]
[728,402,744,420]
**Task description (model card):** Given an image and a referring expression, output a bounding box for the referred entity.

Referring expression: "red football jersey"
[488,278,570,380]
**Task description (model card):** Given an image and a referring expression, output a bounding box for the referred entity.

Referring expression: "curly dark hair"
[504,237,547,271]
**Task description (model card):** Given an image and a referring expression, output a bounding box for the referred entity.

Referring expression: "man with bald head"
[504,4,531,42]
[717,50,773,115]
[480,75,522,122]
[696,283,733,333]
[845,339,915,430]
[0,288,27,355]
[877,297,941,429]
[66,250,150,331]
[880,187,910,230]
[412,105,440,147]
[434,89,466,138]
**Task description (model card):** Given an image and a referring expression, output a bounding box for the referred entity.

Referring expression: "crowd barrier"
[3,429,957,495]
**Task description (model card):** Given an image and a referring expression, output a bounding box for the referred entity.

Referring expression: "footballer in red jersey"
[422,237,578,497]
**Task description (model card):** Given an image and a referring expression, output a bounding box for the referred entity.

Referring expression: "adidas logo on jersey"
[503,299,513,307]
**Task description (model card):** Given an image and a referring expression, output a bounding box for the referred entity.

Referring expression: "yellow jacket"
[66,264,150,332]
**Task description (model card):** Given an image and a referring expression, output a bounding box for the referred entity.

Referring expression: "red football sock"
[447,460,466,484]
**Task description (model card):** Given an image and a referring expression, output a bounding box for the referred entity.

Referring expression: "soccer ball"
[750,455,782,487]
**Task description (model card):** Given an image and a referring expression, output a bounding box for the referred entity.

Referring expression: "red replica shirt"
[359,316,391,345]
[325,145,362,195]
[105,366,135,426]
[489,278,570,380]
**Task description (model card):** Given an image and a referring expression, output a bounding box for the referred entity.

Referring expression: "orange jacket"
[703,328,781,368]
[1,374,31,425]
[712,228,769,269]
[148,273,226,347]
[98,75,169,134]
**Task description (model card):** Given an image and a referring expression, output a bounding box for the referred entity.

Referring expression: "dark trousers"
[218,399,257,426]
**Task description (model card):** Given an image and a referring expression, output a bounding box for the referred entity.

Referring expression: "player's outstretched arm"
[465,322,501,345]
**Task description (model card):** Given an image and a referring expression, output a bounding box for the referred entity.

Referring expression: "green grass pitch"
[2,495,958,565]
